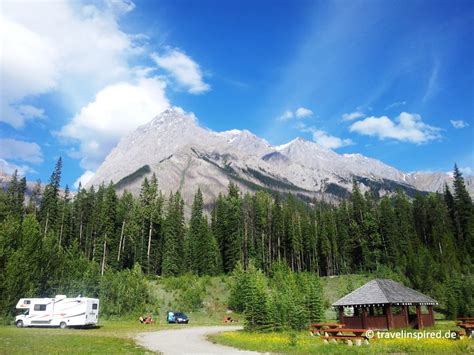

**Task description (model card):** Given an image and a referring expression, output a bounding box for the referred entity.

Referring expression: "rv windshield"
[17,310,29,316]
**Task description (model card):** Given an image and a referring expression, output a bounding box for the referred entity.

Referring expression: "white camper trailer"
[15,295,99,328]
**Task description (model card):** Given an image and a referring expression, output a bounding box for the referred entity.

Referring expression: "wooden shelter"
[333,279,438,330]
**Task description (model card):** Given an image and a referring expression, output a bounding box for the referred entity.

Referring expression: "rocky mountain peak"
[86,109,473,206]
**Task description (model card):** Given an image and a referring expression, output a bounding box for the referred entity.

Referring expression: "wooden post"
[416,305,423,329]
[428,305,434,326]
[386,304,394,330]
[338,306,344,323]
[361,307,368,329]
[403,305,409,327]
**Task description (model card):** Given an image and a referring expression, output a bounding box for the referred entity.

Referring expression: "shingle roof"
[332,279,438,306]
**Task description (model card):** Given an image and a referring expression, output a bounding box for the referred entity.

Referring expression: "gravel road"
[135,325,259,354]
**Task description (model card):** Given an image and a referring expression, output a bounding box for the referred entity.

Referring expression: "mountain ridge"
[86,108,473,205]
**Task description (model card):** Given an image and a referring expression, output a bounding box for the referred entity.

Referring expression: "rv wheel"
[59,322,67,329]
[16,320,24,328]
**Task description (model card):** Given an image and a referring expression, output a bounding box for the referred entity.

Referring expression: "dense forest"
[0,158,473,319]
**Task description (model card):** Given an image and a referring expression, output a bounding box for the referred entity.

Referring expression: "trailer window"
[34,304,47,311]
[92,304,98,310]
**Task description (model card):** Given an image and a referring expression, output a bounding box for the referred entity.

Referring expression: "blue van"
[167,311,189,324]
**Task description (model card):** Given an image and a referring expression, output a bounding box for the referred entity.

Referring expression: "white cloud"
[342,111,365,121]
[459,167,472,175]
[0,0,138,128]
[278,107,313,121]
[450,120,469,129]
[0,159,35,175]
[311,130,353,150]
[59,77,170,170]
[297,123,353,150]
[385,101,407,110]
[0,138,43,163]
[278,110,294,121]
[350,112,441,144]
[74,170,96,189]
[295,107,313,118]
[151,49,210,94]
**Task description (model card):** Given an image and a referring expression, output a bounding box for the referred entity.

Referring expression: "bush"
[99,263,150,317]
[229,262,324,332]
[160,274,209,312]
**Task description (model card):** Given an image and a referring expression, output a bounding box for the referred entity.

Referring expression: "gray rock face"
[86,108,473,206]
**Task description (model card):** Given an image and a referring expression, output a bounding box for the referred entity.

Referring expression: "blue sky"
[1,0,473,188]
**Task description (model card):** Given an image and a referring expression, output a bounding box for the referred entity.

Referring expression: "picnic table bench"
[450,329,466,340]
[319,328,373,345]
[322,328,372,338]
[456,322,474,337]
[310,323,345,335]
[458,317,474,323]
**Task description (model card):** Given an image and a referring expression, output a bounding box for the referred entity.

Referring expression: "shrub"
[99,263,150,317]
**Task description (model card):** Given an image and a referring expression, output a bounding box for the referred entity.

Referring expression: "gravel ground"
[135,325,259,355]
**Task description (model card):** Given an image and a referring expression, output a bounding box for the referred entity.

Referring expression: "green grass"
[0,320,157,354]
[209,321,474,353]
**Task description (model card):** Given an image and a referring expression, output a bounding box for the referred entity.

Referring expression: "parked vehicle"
[167,311,189,324]
[15,295,99,328]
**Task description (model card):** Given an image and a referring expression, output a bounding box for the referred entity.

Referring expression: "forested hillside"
[0,158,472,319]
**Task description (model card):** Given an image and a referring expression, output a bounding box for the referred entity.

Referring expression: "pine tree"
[452,165,474,260]
[243,265,271,331]
[6,171,26,220]
[197,216,219,275]
[223,183,243,272]
[99,183,117,275]
[378,197,399,266]
[161,192,185,276]
[39,157,63,237]
[188,188,204,273]
[303,274,324,323]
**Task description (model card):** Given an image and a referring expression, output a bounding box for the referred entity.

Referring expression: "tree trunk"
[101,236,107,276]
[117,220,126,262]
[79,212,83,246]
[59,209,65,248]
[147,218,153,262]
[43,211,49,239]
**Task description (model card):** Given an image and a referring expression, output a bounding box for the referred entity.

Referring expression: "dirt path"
[135,325,259,354]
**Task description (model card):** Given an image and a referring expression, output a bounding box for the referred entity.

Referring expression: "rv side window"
[92,304,98,310]
[34,304,47,311]
[24,300,30,304]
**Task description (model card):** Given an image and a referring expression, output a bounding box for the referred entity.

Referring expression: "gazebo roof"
[333,279,438,307]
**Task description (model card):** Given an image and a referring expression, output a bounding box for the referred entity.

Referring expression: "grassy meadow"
[0,320,153,354]
[209,321,474,353]
[1,275,471,354]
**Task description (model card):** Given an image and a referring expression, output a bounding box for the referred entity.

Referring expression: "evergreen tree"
[302,273,324,323]
[39,157,63,237]
[161,192,185,276]
[223,183,243,272]
[452,165,474,260]
[6,171,26,220]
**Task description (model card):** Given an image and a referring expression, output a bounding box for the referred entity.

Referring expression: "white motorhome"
[15,295,99,328]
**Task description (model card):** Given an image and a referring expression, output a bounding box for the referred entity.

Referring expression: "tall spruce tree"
[162,192,185,276]
[223,183,243,272]
[452,164,474,260]
[39,157,63,237]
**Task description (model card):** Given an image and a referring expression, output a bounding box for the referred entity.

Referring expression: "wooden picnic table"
[322,328,370,338]
[457,322,474,337]
[319,328,374,344]
[310,323,345,335]
[457,317,474,323]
